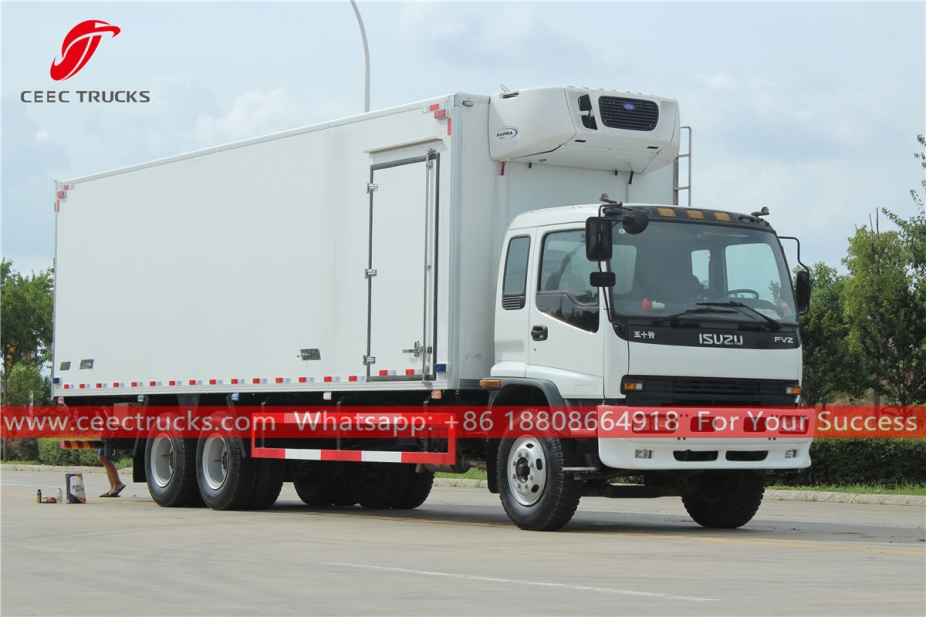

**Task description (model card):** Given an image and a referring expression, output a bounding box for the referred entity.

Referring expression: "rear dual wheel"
[351,463,409,509]
[144,413,202,507]
[348,463,434,510]
[195,414,258,511]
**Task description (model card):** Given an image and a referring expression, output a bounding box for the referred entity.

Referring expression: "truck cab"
[486,201,812,530]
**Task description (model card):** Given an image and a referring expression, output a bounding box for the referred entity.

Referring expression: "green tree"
[4,363,47,406]
[883,134,926,276]
[799,263,865,405]
[1,259,54,404]
[843,228,926,406]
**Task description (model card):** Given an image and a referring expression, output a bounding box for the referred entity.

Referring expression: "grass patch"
[114,458,133,470]
[435,468,487,480]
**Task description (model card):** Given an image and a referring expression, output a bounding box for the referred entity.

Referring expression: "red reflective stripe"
[324,376,332,383]
[321,450,362,462]
[298,377,307,383]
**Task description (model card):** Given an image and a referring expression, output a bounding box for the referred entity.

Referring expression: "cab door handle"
[531,325,548,341]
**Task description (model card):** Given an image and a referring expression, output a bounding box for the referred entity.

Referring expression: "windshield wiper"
[696,301,782,331]
[651,306,737,326]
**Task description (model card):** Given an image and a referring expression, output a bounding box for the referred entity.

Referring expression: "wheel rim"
[202,436,229,490]
[150,435,175,488]
[507,437,547,506]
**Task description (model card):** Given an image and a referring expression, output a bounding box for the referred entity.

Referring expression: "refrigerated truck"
[53,86,812,530]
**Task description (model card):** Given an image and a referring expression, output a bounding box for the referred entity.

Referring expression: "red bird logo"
[50,20,121,81]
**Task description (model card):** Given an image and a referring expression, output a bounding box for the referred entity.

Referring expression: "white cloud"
[194,89,305,145]
[696,72,738,89]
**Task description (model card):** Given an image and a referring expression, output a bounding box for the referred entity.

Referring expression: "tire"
[245,459,284,510]
[682,470,766,529]
[144,413,201,507]
[328,482,358,507]
[293,475,333,506]
[497,435,581,531]
[195,414,258,510]
[351,463,409,509]
[392,466,434,510]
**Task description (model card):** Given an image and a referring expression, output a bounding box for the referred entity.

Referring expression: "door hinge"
[362,355,376,366]
[365,268,378,279]
[367,183,378,193]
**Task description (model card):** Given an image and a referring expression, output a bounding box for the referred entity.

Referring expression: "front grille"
[624,377,796,406]
[598,97,659,131]
[671,378,763,400]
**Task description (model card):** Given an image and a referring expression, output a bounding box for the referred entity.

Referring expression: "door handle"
[531,325,548,341]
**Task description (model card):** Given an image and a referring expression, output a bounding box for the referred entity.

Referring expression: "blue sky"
[2,1,924,274]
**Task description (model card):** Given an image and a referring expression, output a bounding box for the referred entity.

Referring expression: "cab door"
[526,226,604,397]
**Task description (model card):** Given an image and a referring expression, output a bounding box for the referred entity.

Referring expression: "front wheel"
[497,436,581,531]
[682,470,765,529]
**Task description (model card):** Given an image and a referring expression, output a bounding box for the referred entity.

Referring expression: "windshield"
[604,219,798,326]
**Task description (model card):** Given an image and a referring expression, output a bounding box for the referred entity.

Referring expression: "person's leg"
[98,443,125,495]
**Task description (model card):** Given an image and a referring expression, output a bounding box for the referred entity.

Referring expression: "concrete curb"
[5,466,923,506]
[763,489,926,506]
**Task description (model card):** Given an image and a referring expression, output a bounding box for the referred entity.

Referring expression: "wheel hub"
[202,436,229,490]
[507,437,547,506]
[150,435,176,488]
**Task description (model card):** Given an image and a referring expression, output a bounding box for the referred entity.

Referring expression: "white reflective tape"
[361,451,403,463]
[283,449,323,461]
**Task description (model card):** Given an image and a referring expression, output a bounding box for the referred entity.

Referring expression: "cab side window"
[501,236,530,310]
[536,230,599,332]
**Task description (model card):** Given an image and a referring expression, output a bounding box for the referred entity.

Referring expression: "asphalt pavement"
[2,467,924,616]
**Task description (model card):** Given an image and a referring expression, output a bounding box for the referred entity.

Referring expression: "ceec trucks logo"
[50,20,121,81]
[20,20,149,104]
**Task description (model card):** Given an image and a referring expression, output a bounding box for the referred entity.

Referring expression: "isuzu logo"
[699,333,744,346]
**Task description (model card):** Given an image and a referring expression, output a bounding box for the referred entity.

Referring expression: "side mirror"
[795,270,811,314]
[622,210,649,235]
[590,271,616,288]
[585,217,612,261]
